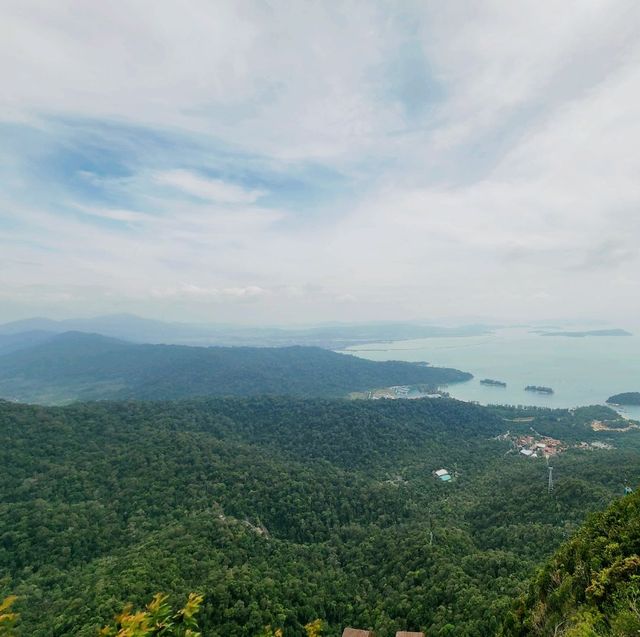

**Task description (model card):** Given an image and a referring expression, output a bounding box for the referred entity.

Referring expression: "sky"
[1,0,640,326]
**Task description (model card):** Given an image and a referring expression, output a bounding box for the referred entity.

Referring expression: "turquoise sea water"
[344,327,640,420]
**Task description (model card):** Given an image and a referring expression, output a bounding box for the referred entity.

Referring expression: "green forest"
[1,397,638,636]
[607,392,640,406]
[0,332,470,404]
[502,488,640,636]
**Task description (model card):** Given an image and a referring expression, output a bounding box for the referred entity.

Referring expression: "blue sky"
[1,1,640,325]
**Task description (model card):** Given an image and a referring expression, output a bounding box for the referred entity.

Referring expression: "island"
[539,328,632,338]
[480,378,507,387]
[606,392,640,406]
[525,385,554,394]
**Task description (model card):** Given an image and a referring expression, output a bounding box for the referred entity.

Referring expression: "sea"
[343,327,640,420]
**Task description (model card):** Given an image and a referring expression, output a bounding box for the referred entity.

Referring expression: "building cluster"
[364,385,443,400]
[515,434,565,458]
[433,468,452,482]
[369,385,413,399]
[511,432,617,458]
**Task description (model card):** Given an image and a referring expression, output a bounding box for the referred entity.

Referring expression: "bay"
[344,327,640,420]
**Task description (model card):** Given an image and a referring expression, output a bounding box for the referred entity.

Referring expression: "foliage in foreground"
[98,596,326,637]
[99,593,203,637]
[1,592,321,637]
[0,596,19,636]
[501,489,640,636]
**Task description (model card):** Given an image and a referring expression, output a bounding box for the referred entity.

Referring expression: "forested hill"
[607,391,640,406]
[0,331,471,404]
[1,397,639,636]
[0,331,56,356]
[501,488,640,636]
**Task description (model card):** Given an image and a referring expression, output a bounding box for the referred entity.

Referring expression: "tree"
[0,597,19,637]
[99,593,203,637]
[304,619,323,637]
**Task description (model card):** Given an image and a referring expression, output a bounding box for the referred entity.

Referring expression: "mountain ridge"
[0,314,490,348]
[0,331,472,404]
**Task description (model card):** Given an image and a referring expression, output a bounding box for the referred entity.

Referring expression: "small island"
[540,328,632,338]
[525,385,554,394]
[480,378,507,387]
[606,392,640,406]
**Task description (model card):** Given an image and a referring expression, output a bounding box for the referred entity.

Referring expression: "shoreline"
[342,329,640,423]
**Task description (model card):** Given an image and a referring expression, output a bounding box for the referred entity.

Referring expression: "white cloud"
[150,283,267,301]
[153,170,266,204]
[2,1,640,323]
[0,1,404,160]
[76,206,156,223]
[416,1,640,151]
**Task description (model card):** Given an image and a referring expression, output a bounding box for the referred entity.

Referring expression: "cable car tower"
[426,508,434,546]
[544,454,554,494]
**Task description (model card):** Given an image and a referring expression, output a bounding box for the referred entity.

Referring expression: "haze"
[1,1,640,326]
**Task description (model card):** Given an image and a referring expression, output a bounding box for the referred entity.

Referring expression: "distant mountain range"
[537,328,632,338]
[0,314,490,349]
[0,331,472,404]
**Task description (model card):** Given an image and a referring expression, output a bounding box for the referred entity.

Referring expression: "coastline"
[339,327,640,422]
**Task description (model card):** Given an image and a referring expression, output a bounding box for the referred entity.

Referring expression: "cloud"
[76,206,156,223]
[151,283,267,301]
[0,1,409,160]
[152,170,266,204]
[2,1,640,323]
[575,238,638,271]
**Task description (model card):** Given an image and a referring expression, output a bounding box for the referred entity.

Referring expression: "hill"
[0,332,471,404]
[607,392,640,406]
[1,398,639,636]
[501,488,640,636]
[0,330,56,356]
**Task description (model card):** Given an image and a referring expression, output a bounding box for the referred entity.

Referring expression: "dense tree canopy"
[606,392,640,406]
[0,333,470,404]
[0,398,638,636]
[501,489,640,636]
